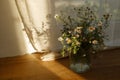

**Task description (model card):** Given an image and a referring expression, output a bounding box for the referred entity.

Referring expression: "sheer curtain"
[0,0,62,59]
[15,0,61,54]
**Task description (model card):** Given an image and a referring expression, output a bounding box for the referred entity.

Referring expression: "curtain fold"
[15,0,38,51]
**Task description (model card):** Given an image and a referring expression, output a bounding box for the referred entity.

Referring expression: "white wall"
[0,0,27,58]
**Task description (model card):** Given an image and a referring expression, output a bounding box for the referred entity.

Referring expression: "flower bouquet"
[55,6,111,73]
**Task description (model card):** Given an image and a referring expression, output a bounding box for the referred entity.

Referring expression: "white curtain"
[15,0,61,53]
[0,0,62,59]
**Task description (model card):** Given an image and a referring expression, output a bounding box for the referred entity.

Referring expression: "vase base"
[70,63,90,73]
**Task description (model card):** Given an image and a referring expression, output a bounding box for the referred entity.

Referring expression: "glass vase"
[69,52,91,73]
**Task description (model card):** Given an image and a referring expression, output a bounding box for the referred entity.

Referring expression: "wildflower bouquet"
[55,6,111,57]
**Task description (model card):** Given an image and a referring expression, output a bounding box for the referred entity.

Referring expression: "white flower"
[76,34,80,38]
[83,54,86,57]
[89,41,92,43]
[76,41,81,45]
[74,27,83,33]
[92,40,98,44]
[68,31,72,33]
[54,14,59,19]
[58,37,63,41]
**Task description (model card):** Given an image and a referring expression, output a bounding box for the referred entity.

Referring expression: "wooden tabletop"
[0,48,120,80]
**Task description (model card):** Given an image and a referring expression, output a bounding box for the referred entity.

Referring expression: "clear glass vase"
[69,52,91,73]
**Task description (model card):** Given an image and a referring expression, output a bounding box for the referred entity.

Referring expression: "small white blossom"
[83,54,86,57]
[76,41,81,45]
[89,41,92,43]
[68,31,72,33]
[76,34,80,38]
[92,40,98,44]
[74,27,83,33]
[54,14,59,19]
[58,37,63,41]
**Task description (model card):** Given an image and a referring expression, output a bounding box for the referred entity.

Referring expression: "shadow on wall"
[46,0,62,52]
[0,0,26,58]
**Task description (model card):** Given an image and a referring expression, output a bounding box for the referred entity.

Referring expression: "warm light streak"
[41,61,86,80]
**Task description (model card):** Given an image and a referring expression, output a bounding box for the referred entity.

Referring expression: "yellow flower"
[88,26,95,32]
[92,40,98,44]
[66,38,72,44]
